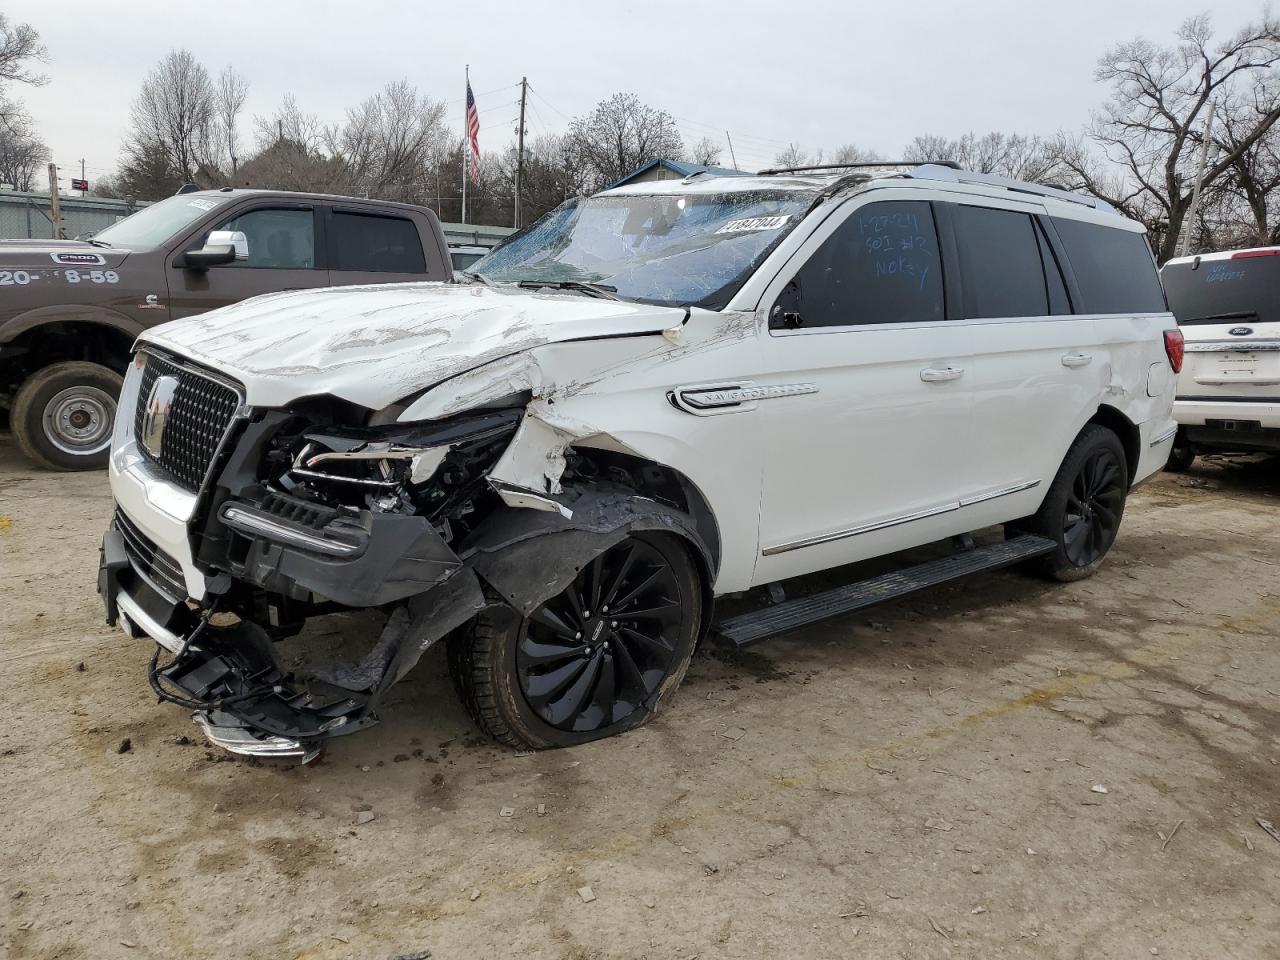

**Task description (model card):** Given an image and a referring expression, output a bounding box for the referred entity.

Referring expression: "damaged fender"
[462,489,715,619]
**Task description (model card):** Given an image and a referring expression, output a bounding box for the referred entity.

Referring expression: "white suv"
[99,161,1180,758]
[1160,247,1280,467]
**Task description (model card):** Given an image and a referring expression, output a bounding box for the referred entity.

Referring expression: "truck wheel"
[1025,424,1129,583]
[448,532,702,749]
[1164,428,1195,472]
[12,361,123,471]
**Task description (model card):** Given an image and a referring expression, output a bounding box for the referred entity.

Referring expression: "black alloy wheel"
[449,532,702,749]
[517,538,684,732]
[1021,423,1130,583]
[1062,446,1126,568]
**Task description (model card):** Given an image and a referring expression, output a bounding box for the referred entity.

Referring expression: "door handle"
[920,366,965,383]
[1061,353,1093,368]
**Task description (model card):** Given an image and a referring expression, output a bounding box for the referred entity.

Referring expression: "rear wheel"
[449,532,702,749]
[11,361,123,471]
[1025,424,1129,582]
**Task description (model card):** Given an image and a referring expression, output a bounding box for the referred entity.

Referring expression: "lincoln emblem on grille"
[141,375,180,458]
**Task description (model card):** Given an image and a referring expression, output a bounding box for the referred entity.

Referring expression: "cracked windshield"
[472,190,818,307]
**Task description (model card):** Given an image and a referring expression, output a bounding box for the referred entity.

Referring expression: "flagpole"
[461,64,469,225]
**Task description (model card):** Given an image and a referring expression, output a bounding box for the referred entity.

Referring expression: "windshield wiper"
[516,279,620,300]
[83,237,112,248]
[1183,310,1259,324]
[459,270,494,286]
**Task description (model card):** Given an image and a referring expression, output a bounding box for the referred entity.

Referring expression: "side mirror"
[184,230,249,270]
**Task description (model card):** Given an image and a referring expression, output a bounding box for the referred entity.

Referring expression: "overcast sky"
[7,0,1268,189]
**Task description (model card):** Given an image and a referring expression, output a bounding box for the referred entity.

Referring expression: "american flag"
[466,80,481,185]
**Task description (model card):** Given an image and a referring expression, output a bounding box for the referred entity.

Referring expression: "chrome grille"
[134,352,241,493]
[116,508,187,601]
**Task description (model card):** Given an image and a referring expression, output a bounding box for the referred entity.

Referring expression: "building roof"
[607,158,748,189]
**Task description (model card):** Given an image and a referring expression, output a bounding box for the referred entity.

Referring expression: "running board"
[715,534,1057,647]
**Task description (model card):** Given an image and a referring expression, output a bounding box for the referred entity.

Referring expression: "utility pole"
[47,163,61,239]
[79,159,86,196]
[725,131,738,170]
[514,76,528,229]
[1181,101,1216,259]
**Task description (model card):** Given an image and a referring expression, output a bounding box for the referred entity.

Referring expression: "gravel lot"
[2,434,1278,960]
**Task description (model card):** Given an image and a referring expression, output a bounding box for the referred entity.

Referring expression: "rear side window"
[1051,217,1165,314]
[330,212,426,273]
[953,205,1048,318]
[774,199,944,328]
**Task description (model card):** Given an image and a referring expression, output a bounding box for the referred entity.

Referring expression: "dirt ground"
[1,434,1278,960]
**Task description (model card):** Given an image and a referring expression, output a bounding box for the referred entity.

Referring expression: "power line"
[527,85,571,121]
[443,81,520,109]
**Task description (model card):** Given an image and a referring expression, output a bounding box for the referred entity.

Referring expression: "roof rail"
[757,159,961,176]
[906,164,1118,215]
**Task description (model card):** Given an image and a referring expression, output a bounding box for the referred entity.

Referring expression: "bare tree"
[253,93,325,153]
[0,108,45,189]
[1054,12,1280,261]
[830,143,882,164]
[235,137,351,194]
[332,80,448,199]
[0,13,46,88]
[1207,68,1280,246]
[568,93,684,189]
[689,136,723,166]
[904,131,1054,180]
[772,143,822,168]
[215,66,249,175]
[0,12,48,176]
[123,50,218,185]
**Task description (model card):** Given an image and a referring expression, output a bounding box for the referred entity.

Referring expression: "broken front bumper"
[98,504,484,760]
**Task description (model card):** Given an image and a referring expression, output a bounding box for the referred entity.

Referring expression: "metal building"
[0,191,150,240]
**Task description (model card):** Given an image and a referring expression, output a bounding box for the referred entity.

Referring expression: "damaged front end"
[103,384,713,760]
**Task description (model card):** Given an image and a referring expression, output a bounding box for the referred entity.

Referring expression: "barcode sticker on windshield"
[716,215,790,234]
[187,198,218,211]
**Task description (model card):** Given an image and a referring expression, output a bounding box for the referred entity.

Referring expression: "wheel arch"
[1,313,139,392]
[1087,404,1140,485]
[462,482,719,643]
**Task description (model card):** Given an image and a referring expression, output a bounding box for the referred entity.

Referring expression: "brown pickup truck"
[0,188,453,470]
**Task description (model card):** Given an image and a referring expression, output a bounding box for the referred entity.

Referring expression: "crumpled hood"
[139,281,687,409]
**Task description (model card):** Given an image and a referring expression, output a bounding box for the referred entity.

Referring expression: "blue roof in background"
[608,158,748,189]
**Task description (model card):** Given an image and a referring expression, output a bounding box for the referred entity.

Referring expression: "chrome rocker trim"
[762,481,1041,557]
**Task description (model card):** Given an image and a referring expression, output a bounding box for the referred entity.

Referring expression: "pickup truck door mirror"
[184,230,249,270]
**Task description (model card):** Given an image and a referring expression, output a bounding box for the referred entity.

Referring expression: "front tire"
[11,361,123,471]
[448,532,702,749]
[1025,424,1129,582]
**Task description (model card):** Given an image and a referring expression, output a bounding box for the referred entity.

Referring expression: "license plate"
[1217,354,1260,377]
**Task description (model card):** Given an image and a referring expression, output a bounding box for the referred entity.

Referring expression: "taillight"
[1231,248,1280,259]
[1164,329,1185,373]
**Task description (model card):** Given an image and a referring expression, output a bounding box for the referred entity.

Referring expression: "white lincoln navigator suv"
[99,162,1180,759]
